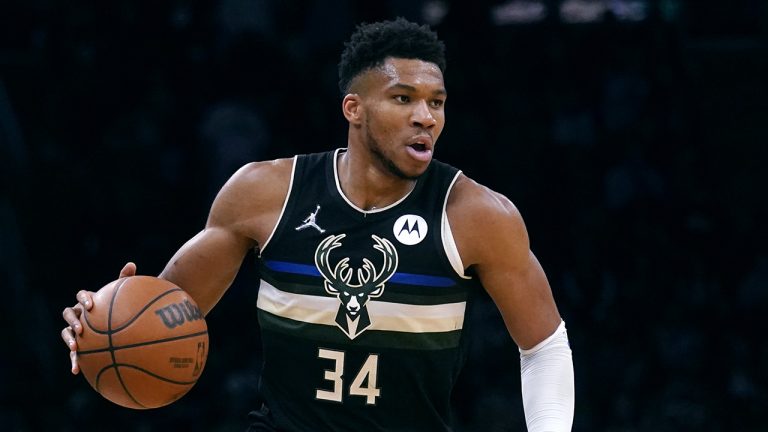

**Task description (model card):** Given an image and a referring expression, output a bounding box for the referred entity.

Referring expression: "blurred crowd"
[1,1,766,431]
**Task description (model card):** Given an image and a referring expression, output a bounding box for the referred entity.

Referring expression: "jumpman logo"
[295,204,326,233]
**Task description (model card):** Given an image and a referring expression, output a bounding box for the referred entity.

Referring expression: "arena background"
[1,1,766,431]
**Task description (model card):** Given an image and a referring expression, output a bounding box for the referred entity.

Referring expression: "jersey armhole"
[258,156,298,256]
[442,171,472,280]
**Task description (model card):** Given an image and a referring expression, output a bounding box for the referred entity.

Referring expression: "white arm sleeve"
[519,320,575,431]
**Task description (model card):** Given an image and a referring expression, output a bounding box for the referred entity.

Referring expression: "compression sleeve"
[519,320,575,431]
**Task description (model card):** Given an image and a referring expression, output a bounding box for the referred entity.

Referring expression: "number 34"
[316,348,380,405]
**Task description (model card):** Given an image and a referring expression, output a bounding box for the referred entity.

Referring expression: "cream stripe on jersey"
[442,171,471,279]
[257,280,466,333]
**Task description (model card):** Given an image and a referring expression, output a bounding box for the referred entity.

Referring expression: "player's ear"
[342,94,363,126]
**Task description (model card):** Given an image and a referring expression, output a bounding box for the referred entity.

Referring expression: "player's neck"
[337,149,416,211]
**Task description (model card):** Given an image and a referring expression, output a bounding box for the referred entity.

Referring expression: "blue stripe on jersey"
[263,259,456,287]
[391,272,456,288]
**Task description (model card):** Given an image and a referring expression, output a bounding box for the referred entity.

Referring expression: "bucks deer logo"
[314,234,399,339]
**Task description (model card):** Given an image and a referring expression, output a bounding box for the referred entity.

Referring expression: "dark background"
[1,0,767,431]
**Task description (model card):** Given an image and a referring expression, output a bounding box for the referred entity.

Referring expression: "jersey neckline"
[331,148,418,215]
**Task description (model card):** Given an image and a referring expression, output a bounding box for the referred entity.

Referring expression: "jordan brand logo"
[296,204,326,233]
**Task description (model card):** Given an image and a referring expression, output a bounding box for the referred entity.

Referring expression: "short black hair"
[338,18,446,95]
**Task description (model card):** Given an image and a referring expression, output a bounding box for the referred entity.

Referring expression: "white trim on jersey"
[259,156,298,256]
[441,171,472,279]
[333,148,415,214]
[257,280,467,333]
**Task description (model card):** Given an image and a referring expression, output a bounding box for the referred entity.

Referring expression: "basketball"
[75,276,209,409]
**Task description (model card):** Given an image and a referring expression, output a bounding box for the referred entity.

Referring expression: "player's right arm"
[61,158,294,374]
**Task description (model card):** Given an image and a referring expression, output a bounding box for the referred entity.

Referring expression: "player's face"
[360,58,446,180]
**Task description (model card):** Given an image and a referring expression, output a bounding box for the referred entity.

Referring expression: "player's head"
[338,18,446,96]
[339,19,447,180]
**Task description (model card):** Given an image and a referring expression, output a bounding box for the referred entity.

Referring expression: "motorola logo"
[393,214,428,245]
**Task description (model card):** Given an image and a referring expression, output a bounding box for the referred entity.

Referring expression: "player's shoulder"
[229,157,295,188]
[448,173,523,224]
[210,157,295,219]
[446,174,528,265]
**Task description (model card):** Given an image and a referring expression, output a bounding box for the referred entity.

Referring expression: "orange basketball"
[75,276,208,409]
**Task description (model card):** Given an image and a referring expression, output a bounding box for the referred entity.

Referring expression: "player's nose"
[410,100,436,129]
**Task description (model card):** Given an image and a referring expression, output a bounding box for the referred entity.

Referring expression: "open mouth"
[406,140,433,163]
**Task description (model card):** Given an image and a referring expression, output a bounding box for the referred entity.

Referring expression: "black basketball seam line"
[92,278,127,384]
[82,306,98,335]
[81,279,200,408]
[112,287,183,333]
[110,363,201,385]
[84,287,184,335]
[78,330,209,355]
[95,364,117,392]
[107,278,145,409]
[93,362,200,405]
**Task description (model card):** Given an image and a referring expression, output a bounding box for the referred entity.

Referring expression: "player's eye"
[430,99,445,108]
[394,95,410,103]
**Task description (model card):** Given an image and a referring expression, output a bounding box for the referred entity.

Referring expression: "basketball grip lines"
[82,284,184,335]
[78,278,208,408]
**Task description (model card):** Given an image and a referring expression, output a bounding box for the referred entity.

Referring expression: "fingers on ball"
[61,326,77,349]
[76,290,93,309]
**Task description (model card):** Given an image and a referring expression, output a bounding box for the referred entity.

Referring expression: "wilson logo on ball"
[154,299,203,329]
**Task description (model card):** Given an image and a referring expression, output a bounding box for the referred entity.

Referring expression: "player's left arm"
[448,175,574,431]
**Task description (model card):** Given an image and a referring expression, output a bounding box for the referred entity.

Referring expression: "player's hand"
[61,262,137,374]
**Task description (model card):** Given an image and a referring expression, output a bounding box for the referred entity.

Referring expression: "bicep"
[451,182,561,350]
[160,226,253,316]
[475,250,561,350]
[158,160,288,315]
[159,169,256,315]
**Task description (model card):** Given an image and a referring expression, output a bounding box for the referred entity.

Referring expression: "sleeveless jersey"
[256,149,481,431]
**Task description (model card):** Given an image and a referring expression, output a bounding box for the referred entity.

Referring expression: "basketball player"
[62,18,574,431]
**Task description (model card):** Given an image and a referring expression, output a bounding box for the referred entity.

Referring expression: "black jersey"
[256,149,481,431]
